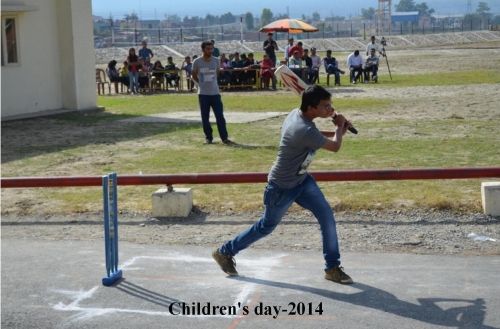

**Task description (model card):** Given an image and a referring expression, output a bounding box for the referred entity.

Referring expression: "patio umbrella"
[259,18,318,34]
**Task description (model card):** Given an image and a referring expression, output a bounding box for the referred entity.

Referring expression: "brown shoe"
[325,266,353,284]
[212,249,238,276]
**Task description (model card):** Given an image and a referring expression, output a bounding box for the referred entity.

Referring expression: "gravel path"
[2,209,499,256]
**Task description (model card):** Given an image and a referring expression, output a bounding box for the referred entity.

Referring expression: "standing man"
[138,40,154,62]
[366,35,384,57]
[284,38,294,64]
[213,85,354,285]
[192,41,231,145]
[211,40,220,58]
[263,32,279,66]
[263,32,279,90]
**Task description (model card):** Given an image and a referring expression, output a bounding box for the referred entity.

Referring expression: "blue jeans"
[198,94,228,142]
[128,71,139,93]
[220,175,341,270]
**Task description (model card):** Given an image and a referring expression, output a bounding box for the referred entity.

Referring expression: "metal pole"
[2,168,500,188]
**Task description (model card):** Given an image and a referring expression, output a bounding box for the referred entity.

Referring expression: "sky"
[92,0,500,19]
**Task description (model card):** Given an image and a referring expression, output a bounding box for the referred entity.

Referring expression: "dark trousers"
[350,66,363,82]
[198,94,228,142]
[364,65,379,81]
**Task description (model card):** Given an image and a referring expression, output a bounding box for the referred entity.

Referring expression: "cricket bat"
[274,65,358,134]
[274,65,309,96]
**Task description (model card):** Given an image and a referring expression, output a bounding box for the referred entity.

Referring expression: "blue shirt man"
[138,40,154,61]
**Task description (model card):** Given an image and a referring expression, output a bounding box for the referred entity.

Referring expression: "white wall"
[1,0,96,120]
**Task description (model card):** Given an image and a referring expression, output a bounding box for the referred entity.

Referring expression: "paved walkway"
[2,238,500,329]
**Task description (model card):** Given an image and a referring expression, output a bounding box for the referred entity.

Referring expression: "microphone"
[332,114,358,134]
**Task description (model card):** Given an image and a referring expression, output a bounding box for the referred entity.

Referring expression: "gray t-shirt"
[268,109,327,188]
[192,56,220,95]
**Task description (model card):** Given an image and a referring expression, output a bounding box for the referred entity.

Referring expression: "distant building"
[1,0,96,120]
[392,11,420,24]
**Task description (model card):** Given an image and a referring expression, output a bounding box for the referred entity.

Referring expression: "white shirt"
[366,42,380,55]
[310,55,321,70]
[347,53,363,68]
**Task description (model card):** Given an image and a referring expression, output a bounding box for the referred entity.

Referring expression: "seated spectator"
[106,60,120,82]
[260,54,276,90]
[181,56,194,91]
[164,56,180,88]
[323,50,344,86]
[302,49,314,83]
[119,61,130,88]
[364,48,379,83]
[310,48,321,84]
[138,58,150,90]
[288,41,303,59]
[231,52,245,85]
[217,53,232,87]
[151,60,165,90]
[288,50,305,82]
[347,50,364,84]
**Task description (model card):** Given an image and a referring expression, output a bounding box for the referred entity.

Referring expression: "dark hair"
[298,42,303,46]
[354,50,360,56]
[201,41,213,50]
[108,60,117,68]
[300,85,331,112]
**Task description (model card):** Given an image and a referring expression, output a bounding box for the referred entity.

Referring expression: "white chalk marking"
[52,252,287,322]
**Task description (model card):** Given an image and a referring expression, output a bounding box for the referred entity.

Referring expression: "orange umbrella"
[259,18,318,34]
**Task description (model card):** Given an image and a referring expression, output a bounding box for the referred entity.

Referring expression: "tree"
[205,14,217,26]
[415,2,434,16]
[396,0,417,11]
[261,8,273,27]
[220,12,236,24]
[476,1,493,20]
[245,12,254,30]
[361,7,376,20]
[312,12,321,21]
[476,1,491,15]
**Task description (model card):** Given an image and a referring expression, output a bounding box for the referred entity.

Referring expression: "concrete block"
[481,182,500,216]
[152,187,192,218]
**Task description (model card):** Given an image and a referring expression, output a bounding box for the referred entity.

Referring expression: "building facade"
[1,0,96,120]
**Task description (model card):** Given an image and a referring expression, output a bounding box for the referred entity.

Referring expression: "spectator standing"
[211,40,220,58]
[127,48,140,94]
[181,56,194,91]
[192,41,231,145]
[366,35,382,56]
[263,32,279,66]
[284,38,294,64]
[138,40,154,66]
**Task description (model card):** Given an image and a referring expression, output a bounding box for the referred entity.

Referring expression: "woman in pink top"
[260,54,275,90]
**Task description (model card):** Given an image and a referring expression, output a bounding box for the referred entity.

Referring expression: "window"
[1,16,19,65]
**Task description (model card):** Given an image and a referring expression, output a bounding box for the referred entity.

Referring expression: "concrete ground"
[120,111,288,124]
[2,238,500,329]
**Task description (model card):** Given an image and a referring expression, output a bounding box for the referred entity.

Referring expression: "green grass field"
[2,62,499,215]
